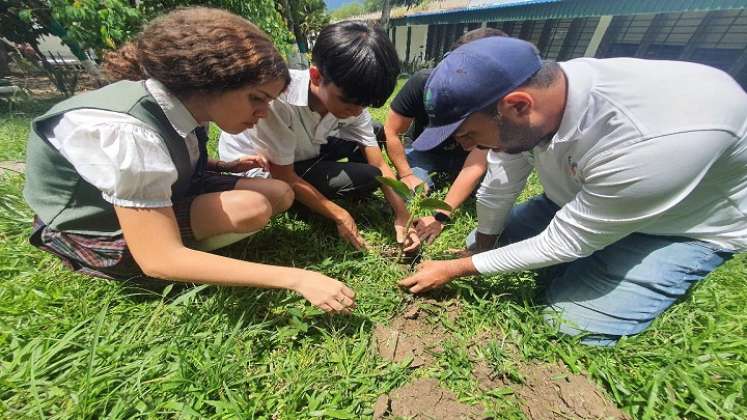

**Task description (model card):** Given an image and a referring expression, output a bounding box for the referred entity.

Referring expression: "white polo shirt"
[218,69,378,166]
[472,57,747,274]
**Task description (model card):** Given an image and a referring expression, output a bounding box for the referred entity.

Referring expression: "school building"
[375,0,747,88]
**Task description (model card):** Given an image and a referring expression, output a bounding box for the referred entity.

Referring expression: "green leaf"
[19,9,33,22]
[375,176,412,200]
[414,182,426,196]
[161,284,173,298]
[420,198,452,212]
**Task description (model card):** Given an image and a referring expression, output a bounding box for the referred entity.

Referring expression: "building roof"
[389,0,746,26]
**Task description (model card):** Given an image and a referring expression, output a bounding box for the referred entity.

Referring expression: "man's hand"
[398,260,456,294]
[414,215,444,245]
[221,155,270,173]
[291,271,356,313]
[335,211,367,251]
[399,257,477,294]
[394,215,420,253]
[399,173,428,193]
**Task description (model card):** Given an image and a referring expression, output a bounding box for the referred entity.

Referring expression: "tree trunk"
[0,41,9,77]
[381,0,392,31]
[281,0,308,53]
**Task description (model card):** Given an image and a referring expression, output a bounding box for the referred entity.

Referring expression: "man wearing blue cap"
[399,36,747,346]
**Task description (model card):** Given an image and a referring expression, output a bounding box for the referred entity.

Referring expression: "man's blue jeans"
[466,194,735,346]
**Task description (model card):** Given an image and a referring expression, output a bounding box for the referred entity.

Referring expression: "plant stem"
[397,213,416,263]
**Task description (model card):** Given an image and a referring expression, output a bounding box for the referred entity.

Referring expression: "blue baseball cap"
[413,37,542,151]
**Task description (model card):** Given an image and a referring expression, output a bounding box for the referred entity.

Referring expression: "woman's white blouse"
[43,79,201,208]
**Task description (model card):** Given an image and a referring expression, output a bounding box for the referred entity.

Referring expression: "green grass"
[1,89,745,419]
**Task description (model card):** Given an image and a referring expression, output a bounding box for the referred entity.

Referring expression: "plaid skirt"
[29,173,239,280]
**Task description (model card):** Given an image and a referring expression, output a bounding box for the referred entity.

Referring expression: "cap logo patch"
[424,87,435,117]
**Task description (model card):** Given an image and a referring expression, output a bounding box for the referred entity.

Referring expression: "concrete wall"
[408,24,429,64]
[394,26,408,61]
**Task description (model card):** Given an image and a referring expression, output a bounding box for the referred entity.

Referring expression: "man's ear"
[309,65,322,87]
[501,91,534,118]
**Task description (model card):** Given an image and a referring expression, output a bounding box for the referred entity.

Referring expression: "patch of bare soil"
[373,378,485,419]
[516,362,628,420]
[472,360,510,391]
[373,299,460,368]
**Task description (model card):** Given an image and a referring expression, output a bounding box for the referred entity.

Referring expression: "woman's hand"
[292,271,357,313]
[220,155,270,173]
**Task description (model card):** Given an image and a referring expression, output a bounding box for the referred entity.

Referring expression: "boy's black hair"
[311,20,400,108]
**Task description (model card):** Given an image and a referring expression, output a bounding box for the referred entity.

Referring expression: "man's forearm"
[443,167,486,214]
[386,134,413,176]
[448,256,479,278]
[442,150,488,213]
[383,111,416,176]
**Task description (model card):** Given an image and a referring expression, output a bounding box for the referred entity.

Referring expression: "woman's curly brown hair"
[103,7,290,97]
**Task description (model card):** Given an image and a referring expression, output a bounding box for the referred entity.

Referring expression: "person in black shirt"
[383,27,507,244]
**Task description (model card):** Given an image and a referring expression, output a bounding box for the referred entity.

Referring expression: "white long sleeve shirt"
[472,58,747,274]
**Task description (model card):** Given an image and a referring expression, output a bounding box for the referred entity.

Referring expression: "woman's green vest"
[23,80,196,236]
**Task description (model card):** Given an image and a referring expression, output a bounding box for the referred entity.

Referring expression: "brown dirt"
[373,378,485,419]
[473,360,510,391]
[516,362,628,420]
[373,299,460,368]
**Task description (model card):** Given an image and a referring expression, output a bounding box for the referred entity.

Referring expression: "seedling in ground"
[376,176,451,264]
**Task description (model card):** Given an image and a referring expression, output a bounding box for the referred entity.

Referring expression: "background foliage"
[1,0,314,60]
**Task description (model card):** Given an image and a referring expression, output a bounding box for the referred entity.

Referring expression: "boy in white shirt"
[220,21,417,251]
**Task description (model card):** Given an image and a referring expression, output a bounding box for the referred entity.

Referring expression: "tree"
[50,0,142,54]
[1,0,54,56]
[1,0,297,90]
[381,0,391,30]
[137,0,293,55]
[363,0,421,13]
[276,0,329,53]
[1,1,136,87]
[0,41,10,77]
[0,1,80,92]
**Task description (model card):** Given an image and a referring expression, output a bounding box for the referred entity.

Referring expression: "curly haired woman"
[24,8,356,313]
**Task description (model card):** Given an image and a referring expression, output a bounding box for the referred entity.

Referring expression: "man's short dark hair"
[451,27,508,51]
[311,20,400,108]
[523,60,561,89]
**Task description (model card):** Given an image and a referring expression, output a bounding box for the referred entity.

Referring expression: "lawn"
[0,86,745,419]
